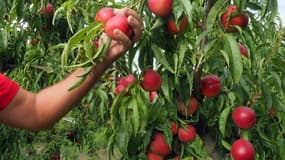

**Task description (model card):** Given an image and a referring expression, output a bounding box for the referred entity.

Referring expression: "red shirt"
[0,73,19,111]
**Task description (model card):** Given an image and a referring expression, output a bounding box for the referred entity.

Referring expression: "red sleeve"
[0,73,20,111]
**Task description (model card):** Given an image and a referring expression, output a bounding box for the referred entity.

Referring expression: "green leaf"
[261,84,272,109]
[0,28,8,52]
[219,105,231,137]
[161,72,172,102]
[130,98,140,135]
[152,44,175,73]
[222,139,232,151]
[206,0,227,30]
[225,34,243,84]
[279,138,285,160]
[263,0,277,20]
[0,1,7,18]
[220,50,230,67]
[180,0,193,23]
[67,66,92,90]
[270,71,282,91]
[116,126,130,157]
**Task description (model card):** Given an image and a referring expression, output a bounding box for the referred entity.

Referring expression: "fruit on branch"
[119,75,136,87]
[105,15,133,40]
[149,132,171,156]
[232,106,256,129]
[147,151,164,160]
[221,5,249,32]
[239,44,248,57]
[115,75,136,95]
[45,3,54,16]
[166,14,188,35]
[177,96,198,116]
[178,124,196,143]
[94,7,115,25]
[170,121,178,136]
[201,74,221,97]
[141,69,162,91]
[150,91,157,103]
[147,0,173,17]
[115,84,126,95]
[41,3,54,16]
[231,139,255,160]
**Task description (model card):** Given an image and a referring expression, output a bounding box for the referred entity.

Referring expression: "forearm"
[35,61,111,129]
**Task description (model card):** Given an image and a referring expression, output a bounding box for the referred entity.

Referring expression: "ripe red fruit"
[178,96,198,116]
[170,121,178,136]
[147,0,173,17]
[221,5,249,32]
[166,14,188,35]
[115,84,126,95]
[150,91,157,103]
[45,3,54,16]
[147,151,164,160]
[30,38,38,46]
[105,15,133,40]
[94,7,115,25]
[239,44,248,57]
[149,132,171,156]
[119,75,136,87]
[231,139,255,160]
[201,74,221,97]
[178,125,196,143]
[232,106,256,129]
[115,75,136,95]
[142,69,162,91]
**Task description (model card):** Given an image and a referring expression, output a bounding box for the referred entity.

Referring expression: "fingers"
[114,8,143,42]
[128,16,142,42]
[114,8,142,25]
[113,29,132,48]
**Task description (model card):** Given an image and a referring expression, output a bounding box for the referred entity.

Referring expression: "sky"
[279,0,285,22]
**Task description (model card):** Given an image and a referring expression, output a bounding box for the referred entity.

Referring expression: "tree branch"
[193,0,222,159]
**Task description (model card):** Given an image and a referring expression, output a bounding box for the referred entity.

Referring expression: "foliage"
[1,0,285,159]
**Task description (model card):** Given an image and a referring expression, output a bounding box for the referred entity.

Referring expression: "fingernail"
[128,16,134,23]
[113,29,120,35]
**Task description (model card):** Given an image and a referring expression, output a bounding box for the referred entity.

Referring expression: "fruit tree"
[1,0,285,159]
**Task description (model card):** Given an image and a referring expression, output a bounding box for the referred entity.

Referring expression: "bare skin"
[0,8,143,131]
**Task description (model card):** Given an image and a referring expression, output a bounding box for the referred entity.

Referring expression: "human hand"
[101,7,143,64]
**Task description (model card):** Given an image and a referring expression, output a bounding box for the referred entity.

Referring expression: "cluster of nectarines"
[230,106,256,160]
[221,5,249,57]
[94,7,134,40]
[221,5,256,160]
[147,121,196,160]
[147,0,189,35]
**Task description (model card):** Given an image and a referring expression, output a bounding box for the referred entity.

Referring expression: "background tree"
[1,0,285,159]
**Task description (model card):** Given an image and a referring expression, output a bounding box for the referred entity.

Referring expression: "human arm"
[0,8,142,130]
